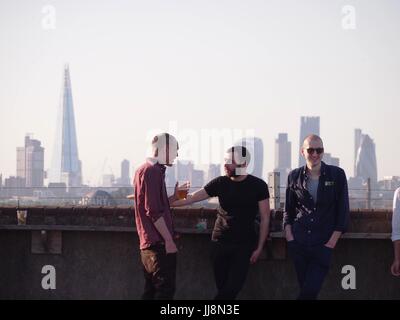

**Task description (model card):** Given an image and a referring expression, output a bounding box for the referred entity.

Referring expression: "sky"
[0,0,400,185]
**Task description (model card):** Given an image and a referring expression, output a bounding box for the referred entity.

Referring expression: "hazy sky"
[1,0,399,185]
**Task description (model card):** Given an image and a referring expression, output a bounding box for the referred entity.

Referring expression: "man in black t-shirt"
[172,146,271,300]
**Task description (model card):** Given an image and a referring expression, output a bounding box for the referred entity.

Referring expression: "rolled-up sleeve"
[283,174,295,229]
[143,168,164,222]
[392,188,400,242]
[334,169,350,233]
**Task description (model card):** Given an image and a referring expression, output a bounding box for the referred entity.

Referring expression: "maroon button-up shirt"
[133,158,174,250]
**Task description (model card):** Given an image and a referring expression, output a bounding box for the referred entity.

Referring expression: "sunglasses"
[306,148,324,155]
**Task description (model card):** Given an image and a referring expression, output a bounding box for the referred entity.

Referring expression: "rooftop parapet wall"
[0,207,393,236]
[0,207,398,299]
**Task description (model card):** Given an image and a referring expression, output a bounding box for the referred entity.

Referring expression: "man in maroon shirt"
[134,133,185,300]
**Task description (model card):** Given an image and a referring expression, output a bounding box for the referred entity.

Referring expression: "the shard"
[50,64,82,187]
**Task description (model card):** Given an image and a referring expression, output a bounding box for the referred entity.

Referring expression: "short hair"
[151,133,178,149]
[226,146,251,166]
[303,134,323,147]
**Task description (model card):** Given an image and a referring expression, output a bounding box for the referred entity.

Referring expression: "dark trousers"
[211,241,253,300]
[288,241,333,300]
[140,244,177,300]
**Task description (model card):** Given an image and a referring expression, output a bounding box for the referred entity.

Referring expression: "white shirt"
[392,187,400,242]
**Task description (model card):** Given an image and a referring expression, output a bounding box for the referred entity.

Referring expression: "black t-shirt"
[204,175,270,245]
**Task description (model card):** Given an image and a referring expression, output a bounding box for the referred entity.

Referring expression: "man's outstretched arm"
[171,188,210,207]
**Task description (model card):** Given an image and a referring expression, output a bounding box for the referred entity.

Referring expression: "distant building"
[379,176,400,191]
[121,160,131,186]
[50,65,82,187]
[299,116,320,167]
[177,160,194,182]
[165,161,206,193]
[348,131,379,209]
[81,190,116,206]
[4,176,26,197]
[354,129,363,176]
[16,135,44,187]
[165,160,194,193]
[324,153,340,167]
[115,160,131,187]
[377,176,400,210]
[48,182,68,200]
[274,133,291,187]
[355,133,378,185]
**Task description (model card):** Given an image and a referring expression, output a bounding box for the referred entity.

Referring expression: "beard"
[225,167,239,178]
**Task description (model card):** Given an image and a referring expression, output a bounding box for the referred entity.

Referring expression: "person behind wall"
[133,133,188,300]
[283,134,350,300]
[172,146,271,300]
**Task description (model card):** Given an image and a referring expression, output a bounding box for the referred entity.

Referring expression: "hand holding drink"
[177,181,190,200]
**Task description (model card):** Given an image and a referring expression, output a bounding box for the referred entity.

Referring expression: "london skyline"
[1,0,400,183]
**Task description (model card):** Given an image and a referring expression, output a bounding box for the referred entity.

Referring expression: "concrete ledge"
[0,206,399,299]
[269,231,392,239]
[0,225,212,234]
[0,206,394,235]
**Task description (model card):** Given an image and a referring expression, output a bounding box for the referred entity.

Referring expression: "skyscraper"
[355,133,378,185]
[354,129,362,176]
[16,135,44,187]
[274,133,291,187]
[298,116,320,167]
[234,137,264,179]
[50,65,82,187]
[120,159,131,186]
